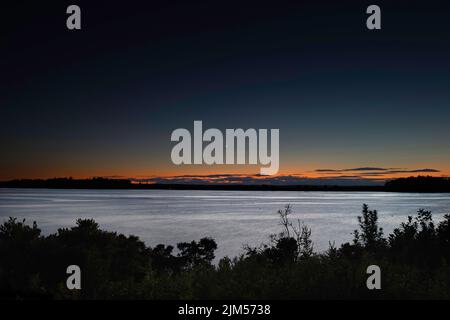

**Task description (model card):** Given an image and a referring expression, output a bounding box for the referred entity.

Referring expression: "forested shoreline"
[1,176,450,192]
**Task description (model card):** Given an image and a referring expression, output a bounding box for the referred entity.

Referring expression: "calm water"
[1,189,450,258]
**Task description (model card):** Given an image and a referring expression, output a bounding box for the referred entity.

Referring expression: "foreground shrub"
[1,204,450,299]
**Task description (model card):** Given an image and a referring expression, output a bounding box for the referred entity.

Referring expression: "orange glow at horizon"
[2,163,449,182]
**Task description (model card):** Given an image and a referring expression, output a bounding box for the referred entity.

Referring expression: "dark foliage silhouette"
[1,204,450,299]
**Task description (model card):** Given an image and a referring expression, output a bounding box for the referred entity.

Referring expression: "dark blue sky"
[2,0,450,181]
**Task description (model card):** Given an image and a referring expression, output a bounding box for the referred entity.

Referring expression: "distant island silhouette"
[1,176,450,192]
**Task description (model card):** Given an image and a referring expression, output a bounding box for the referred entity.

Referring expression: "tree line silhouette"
[1,176,450,192]
[1,204,450,299]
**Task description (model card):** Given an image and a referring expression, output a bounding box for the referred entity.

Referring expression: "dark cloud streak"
[315,167,440,175]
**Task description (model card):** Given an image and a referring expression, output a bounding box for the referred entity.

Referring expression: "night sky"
[2,0,450,184]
